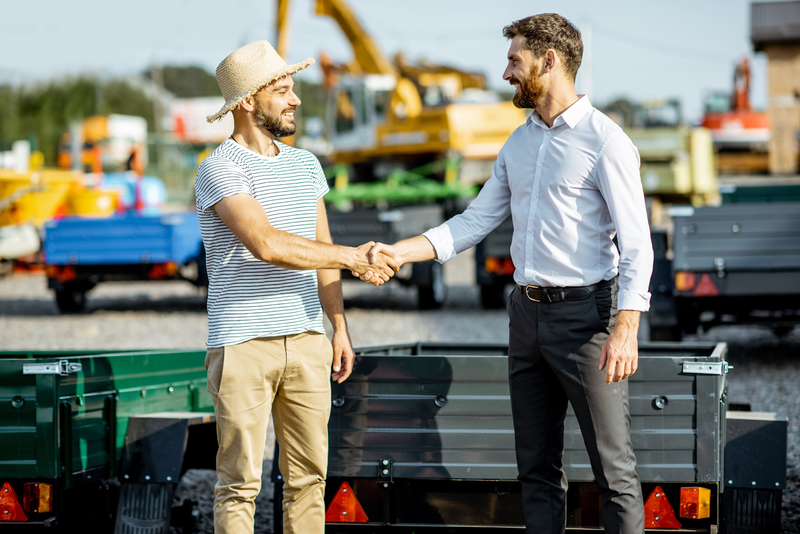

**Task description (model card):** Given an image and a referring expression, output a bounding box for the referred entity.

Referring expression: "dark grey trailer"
[327,205,447,308]
[671,202,800,336]
[307,342,786,533]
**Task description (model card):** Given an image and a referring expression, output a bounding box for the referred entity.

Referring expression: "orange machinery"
[700,57,770,174]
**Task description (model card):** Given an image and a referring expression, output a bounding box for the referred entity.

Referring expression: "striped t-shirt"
[195,139,330,348]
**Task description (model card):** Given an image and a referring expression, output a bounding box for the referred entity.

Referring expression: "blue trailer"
[42,213,206,313]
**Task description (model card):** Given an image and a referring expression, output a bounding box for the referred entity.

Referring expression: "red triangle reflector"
[325,481,369,523]
[692,273,719,297]
[644,485,681,529]
[0,482,29,521]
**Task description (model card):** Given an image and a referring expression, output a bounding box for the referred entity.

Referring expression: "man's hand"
[353,242,400,284]
[331,329,355,383]
[599,310,641,384]
[351,241,398,286]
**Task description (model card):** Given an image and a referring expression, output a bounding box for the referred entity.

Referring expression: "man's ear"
[239,96,256,112]
[541,49,557,75]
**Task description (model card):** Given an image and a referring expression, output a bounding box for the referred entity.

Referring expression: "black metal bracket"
[378,457,394,526]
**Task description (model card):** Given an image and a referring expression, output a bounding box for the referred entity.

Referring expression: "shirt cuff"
[422,225,457,264]
[617,290,651,312]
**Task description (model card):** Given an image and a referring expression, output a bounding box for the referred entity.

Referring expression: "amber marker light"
[22,483,53,514]
[679,486,710,519]
[674,271,696,291]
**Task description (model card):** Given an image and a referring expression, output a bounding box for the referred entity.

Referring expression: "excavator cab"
[326,75,395,154]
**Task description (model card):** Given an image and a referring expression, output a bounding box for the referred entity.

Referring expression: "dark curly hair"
[503,14,583,81]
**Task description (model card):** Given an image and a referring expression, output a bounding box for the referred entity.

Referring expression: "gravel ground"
[1,249,797,531]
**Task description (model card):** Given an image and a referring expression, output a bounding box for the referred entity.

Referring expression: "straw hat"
[207,40,314,123]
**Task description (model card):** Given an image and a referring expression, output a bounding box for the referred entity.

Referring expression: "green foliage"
[0,77,154,165]
[149,65,220,98]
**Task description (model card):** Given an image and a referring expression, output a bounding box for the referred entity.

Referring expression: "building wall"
[764,44,800,174]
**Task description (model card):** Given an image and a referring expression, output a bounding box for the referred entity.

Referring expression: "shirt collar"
[527,95,592,130]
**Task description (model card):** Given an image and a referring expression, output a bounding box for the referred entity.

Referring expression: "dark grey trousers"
[507,281,644,534]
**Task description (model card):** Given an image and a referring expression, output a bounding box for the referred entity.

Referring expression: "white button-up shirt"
[423,96,653,311]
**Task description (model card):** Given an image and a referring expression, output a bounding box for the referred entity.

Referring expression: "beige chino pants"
[206,332,334,534]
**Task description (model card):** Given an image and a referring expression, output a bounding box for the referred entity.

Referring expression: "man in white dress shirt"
[362,13,652,534]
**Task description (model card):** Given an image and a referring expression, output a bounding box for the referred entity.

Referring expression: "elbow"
[251,239,275,264]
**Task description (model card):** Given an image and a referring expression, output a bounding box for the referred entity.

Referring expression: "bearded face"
[510,62,547,110]
[254,98,297,138]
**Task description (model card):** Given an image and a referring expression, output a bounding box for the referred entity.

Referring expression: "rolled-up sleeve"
[423,150,512,263]
[594,131,654,311]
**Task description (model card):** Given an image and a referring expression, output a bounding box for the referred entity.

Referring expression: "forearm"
[392,235,438,264]
[318,267,348,333]
[615,310,640,332]
[256,228,356,271]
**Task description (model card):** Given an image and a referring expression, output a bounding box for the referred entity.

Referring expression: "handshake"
[349,241,401,286]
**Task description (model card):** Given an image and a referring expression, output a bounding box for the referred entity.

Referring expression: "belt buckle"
[525,285,540,302]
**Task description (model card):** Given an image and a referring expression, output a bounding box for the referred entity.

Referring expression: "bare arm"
[213,193,397,279]
[315,200,355,383]
[599,310,640,383]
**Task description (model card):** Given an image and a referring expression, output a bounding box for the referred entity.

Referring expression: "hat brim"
[206,58,315,123]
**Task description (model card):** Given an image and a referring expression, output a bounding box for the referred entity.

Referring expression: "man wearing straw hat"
[196,40,397,534]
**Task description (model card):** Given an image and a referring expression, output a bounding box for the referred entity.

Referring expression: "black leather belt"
[521,278,614,303]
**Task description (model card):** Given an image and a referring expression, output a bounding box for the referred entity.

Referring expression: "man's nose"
[289,91,301,106]
[502,67,512,81]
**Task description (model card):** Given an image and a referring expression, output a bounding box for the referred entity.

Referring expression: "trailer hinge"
[378,458,394,487]
[23,360,83,376]
[682,361,732,376]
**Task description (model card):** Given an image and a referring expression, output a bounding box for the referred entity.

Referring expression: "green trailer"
[0,349,216,531]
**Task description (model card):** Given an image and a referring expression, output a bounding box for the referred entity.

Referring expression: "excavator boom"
[313,0,396,75]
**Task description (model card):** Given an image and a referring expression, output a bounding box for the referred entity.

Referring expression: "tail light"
[325,481,368,523]
[679,486,710,519]
[644,485,681,529]
[692,273,719,297]
[45,265,76,282]
[485,257,515,276]
[0,482,28,522]
[148,262,178,280]
[675,271,696,291]
[22,483,52,514]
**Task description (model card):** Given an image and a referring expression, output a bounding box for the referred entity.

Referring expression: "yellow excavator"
[276,0,527,185]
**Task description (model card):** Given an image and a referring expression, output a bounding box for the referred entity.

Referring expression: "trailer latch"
[23,360,83,376]
[378,458,394,487]
[681,361,732,376]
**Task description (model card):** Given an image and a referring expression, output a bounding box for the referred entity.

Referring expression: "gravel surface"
[1,249,797,532]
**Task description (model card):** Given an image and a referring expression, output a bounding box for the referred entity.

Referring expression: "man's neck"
[535,85,580,128]
[230,125,279,157]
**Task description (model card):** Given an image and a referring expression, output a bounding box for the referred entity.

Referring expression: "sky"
[2,0,769,123]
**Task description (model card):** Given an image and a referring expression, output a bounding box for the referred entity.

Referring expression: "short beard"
[511,64,546,110]
[254,104,296,138]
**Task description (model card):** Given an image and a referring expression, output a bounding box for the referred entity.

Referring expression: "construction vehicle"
[277,0,526,185]
[701,57,771,174]
[271,341,787,533]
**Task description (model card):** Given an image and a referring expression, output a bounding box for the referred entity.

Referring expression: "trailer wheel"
[417,262,446,309]
[480,282,506,309]
[55,285,87,313]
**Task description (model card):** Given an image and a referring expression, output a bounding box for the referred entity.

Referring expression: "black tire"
[55,287,87,313]
[480,282,506,309]
[417,262,446,309]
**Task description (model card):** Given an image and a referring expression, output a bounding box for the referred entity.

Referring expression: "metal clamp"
[682,361,732,376]
[23,360,82,376]
[378,458,394,486]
